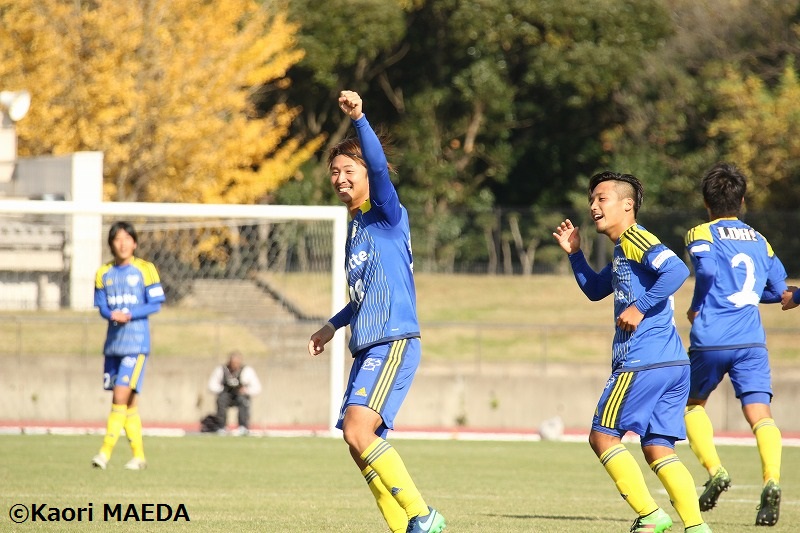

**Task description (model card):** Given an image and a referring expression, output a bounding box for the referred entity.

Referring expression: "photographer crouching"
[206,350,262,436]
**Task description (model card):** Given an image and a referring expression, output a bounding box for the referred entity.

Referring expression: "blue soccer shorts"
[688,346,772,403]
[592,364,690,441]
[336,337,421,438]
[103,353,148,392]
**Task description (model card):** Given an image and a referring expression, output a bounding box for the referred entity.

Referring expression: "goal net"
[0,200,348,433]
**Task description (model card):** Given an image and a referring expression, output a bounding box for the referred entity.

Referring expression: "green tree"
[604,0,800,210]
[389,0,672,269]
[265,0,414,205]
[0,0,322,203]
[270,0,673,271]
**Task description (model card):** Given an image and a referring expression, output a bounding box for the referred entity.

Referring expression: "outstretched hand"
[338,90,364,121]
[552,219,581,255]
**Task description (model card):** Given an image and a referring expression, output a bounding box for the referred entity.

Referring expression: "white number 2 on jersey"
[726,252,760,307]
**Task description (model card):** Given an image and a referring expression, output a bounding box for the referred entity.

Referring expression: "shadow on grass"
[485,513,629,523]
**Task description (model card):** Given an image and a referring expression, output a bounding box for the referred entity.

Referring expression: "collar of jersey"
[352,198,372,218]
[710,216,738,223]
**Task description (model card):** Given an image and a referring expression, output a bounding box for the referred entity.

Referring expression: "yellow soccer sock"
[361,438,428,519]
[599,444,658,516]
[362,466,408,533]
[650,454,704,528]
[125,406,145,460]
[99,404,127,459]
[684,405,722,475]
[752,418,781,484]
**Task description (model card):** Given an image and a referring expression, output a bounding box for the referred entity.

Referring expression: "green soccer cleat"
[685,523,712,533]
[406,506,446,533]
[755,479,781,526]
[699,466,731,511]
[630,508,672,533]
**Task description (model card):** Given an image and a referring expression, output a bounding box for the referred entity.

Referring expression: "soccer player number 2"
[727,252,760,308]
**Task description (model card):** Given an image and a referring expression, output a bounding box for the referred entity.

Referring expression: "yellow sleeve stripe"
[685,223,713,247]
[762,235,776,258]
[620,227,659,263]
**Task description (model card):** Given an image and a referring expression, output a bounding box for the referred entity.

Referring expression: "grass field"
[3,273,800,364]
[1,434,796,532]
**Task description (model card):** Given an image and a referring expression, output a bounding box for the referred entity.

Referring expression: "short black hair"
[107,221,138,248]
[701,162,746,217]
[588,171,644,216]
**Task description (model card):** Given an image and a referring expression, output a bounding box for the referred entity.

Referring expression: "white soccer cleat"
[123,457,147,470]
[91,453,108,470]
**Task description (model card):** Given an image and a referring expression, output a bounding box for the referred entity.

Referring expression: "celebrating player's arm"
[338,90,364,121]
[552,217,614,304]
[552,218,581,254]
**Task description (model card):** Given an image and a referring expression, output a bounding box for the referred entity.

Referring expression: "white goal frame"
[0,199,349,434]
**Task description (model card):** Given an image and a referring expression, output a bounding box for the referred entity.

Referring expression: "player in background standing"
[553,171,711,533]
[308,90,445,533]
[683,162,786,526]
[91,221,165,470]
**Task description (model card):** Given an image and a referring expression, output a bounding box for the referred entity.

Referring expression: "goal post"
[0,199,349,434]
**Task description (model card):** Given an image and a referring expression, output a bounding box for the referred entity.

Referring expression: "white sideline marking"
[2,425,800,447]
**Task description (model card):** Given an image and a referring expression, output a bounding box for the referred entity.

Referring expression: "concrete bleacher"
[0,220,65,309]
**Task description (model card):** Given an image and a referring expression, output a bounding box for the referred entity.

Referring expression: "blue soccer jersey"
[685,217,788,351]
[94,257,166,356]
[569,224,690,372]
[329,115,420,355]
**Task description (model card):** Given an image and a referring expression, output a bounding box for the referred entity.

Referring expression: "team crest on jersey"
[126,275,140,287]
[361,357,382,371]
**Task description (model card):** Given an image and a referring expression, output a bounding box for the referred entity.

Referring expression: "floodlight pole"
[0,90,32,183]
[0,112,17,183]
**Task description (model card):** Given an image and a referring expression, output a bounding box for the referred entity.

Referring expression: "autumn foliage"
[0,0,322,203]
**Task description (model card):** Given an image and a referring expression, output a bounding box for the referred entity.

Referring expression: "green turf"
[3,273,800,364]
[0,434,796,532]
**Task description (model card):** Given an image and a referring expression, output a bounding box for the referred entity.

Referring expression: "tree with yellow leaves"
[708,61,800,210]
[0,0,322,203]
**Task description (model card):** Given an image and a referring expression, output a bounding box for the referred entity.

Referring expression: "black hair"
[701,162,746,217]
[588,171,644,216]
[327,128,396,174]
[107,220,138,248]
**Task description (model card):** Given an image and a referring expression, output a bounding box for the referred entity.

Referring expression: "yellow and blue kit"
[94,257,165,390]
[685,217,787,402]
[569,224,690,442]
[329,115,421,437]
